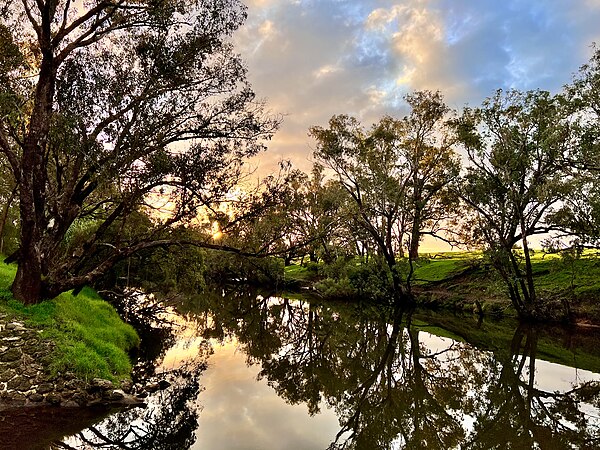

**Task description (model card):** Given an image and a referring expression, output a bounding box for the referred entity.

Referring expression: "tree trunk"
[12,135,46,304]
[11,253,43,305]
[409,208,421,260]
[11,29,56,304]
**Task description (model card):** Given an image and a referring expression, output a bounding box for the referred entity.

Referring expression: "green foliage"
[1,0,279,304]
[104,229,208,297]
[315,257,394,301]
[310,91,460,296]
[0,262,138,381]
[453,89,573,318]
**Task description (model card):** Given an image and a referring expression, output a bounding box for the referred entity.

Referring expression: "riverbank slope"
[283,252,600,324]
[0,261,140,409]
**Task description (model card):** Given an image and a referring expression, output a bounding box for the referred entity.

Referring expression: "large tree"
[0,0,278,303]
[453,89,572,319]
[549,45,600,248]
[310,91,459,299]
[395,91,460,260]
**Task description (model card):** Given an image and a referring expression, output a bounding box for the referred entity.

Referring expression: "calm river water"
[5,289,600,449]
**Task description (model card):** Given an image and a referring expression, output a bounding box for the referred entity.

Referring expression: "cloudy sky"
[234,0,600,174]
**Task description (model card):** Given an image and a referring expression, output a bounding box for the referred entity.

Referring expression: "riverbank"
[283,252,600,324]
[413,253,600,324]
[0,261,142,409]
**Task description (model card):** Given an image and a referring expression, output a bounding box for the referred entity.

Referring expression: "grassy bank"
[284,251,600,321]
[0,261,139,382]
[413,251,600,321]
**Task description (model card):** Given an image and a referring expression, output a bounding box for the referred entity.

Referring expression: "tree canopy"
[310,91,460,302]
[0,0,279,303]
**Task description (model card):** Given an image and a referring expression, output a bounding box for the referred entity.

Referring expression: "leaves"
[0,0,280,302]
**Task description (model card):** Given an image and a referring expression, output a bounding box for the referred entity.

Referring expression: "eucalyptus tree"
[310,114,409,299]
[0,0,278,303]
[294,164,347,264]
[400,91,460,261]
[310,91,459,301]
[550,45,600,248]
[453,89,571,319]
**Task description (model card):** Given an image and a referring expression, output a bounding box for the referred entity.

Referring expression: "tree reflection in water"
[53,368,202,449]
[188,289,600,449]
[54,292,207,450]
[56,288,600,449]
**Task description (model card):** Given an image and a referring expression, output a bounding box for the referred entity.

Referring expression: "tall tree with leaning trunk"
[0,0,279,304]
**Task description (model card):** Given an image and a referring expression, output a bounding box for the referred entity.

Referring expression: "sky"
[233,0,600,175]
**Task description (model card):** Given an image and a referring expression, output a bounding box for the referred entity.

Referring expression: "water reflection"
[57,289,600,449]
[58,371,201,449]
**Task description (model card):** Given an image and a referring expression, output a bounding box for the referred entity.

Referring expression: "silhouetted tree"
[0,0,279,303]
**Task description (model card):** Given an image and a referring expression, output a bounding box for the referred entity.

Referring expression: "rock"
[45,393,62,405]
[28,393,44,402]
[37,383,54,394]
[158,379,171,390]
[0,347,22,362]
[0,369,15,382]
[64,379,85,391]
[7,376,32,391]
[89,378,114,391]
[71,391,89,406]
[6,359,23,369]
[7,392,26,403]
[6,322,26,331]
[22,366,39,378]
[120,379,133,394]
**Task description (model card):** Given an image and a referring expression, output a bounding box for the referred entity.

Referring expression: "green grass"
[531,255,600,297]
[410,250,600,323]
[284,262,321,284]
[412,257,475,284]
[414,251,600,294]
[0,261,139,382]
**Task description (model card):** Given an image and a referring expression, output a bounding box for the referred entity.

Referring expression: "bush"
[315,257,394,301]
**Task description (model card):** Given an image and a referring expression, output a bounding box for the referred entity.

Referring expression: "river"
[5,288,600,449]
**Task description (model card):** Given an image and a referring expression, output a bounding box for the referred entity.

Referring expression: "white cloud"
[193,343,339,449]
[233,0,600,174]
